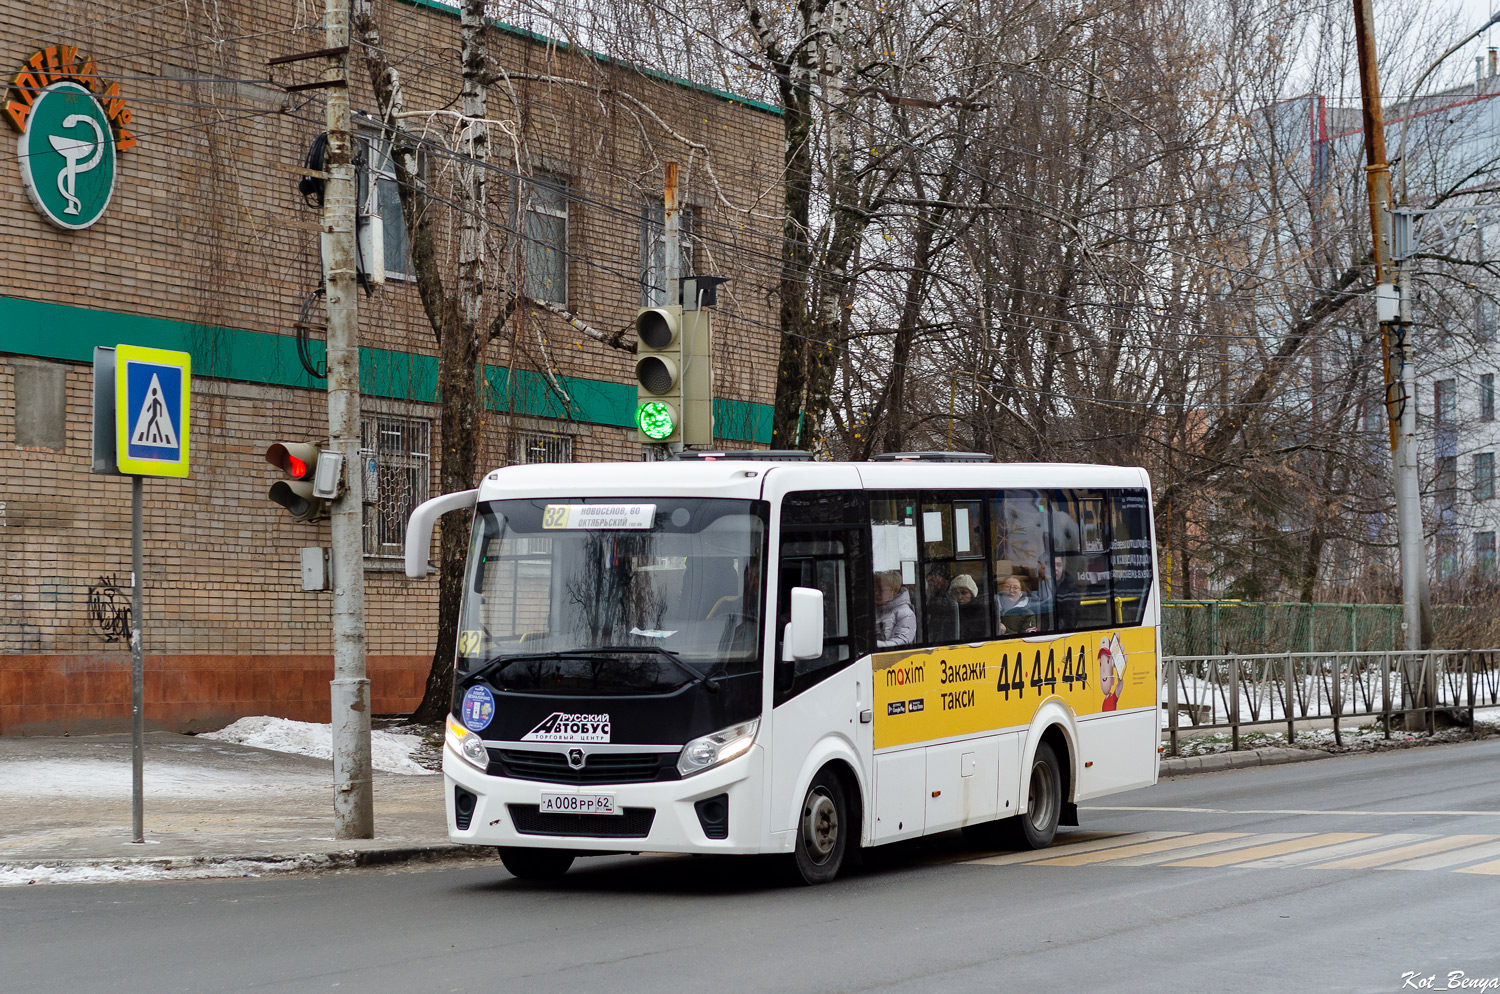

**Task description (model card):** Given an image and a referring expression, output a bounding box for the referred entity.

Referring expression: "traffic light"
[265,441,329,522]
[635,305,683,443]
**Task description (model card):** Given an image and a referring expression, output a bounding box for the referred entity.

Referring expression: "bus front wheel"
[499,847,575,881]
[792,769,849,885]
[1005,741,1062,850]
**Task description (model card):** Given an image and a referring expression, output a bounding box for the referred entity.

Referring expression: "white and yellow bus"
[405,452,1160,884]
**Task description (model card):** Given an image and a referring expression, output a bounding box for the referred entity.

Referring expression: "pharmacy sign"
[6,46,135,230]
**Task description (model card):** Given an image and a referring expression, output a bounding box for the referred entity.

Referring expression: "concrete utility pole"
[1352,0,1431,655]
[663,162,683,457]
[322,0,373,838]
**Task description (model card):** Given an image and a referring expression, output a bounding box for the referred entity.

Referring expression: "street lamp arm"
[1399,10,1500,204]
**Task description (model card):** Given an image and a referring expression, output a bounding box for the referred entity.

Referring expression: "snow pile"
[201,717,432,775]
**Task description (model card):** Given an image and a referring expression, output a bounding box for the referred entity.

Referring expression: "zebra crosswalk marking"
[1163,833,1374,868]
[1382,839,1500,871]
[1029,833,1249,867]
[1312,835,1500,870]
[1455,857,1500,875]
[964,832,1184,866]
[1236,834,1433,869]
[1380,839,1500,869]
[1104,833,1311,866]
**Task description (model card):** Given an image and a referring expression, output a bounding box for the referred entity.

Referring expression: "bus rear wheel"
[499,847,575,881]
[792,769,849,885]
[1004,741,1062,850]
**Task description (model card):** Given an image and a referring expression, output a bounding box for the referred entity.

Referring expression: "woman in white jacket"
[874,570,917,648]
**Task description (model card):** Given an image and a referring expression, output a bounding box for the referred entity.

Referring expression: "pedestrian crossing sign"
[115,344,190,477]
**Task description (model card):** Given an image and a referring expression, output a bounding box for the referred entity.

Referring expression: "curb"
[1160,746,1332,777]
[0,843,493,882]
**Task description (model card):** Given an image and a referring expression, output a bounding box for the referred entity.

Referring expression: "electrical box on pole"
[679,277,719,447]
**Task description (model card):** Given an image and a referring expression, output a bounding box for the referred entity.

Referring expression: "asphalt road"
[5,739,1500,994]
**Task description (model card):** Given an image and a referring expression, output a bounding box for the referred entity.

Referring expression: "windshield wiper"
[561,645,721,693]
[460,653,559,688]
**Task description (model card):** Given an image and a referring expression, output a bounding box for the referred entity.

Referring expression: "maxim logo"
[884,662,925,688]
[521,712,611,743]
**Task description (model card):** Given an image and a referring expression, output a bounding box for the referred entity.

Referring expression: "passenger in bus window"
[996,575,1038,635]
[948,573,986,641]
[873,570,916,648]
[924,566,958,643]
[1049,555,1080,631]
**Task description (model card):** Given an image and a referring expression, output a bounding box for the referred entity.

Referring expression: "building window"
[361,131,418,281]
[512,430,572,465]
[522,176,568,304]
[1436,455,1458,514]
[1434,379,1456,425]
[1483,373,1495,422]
[639,201,695,306]
[361,414,431,558]
[1437,530,1459,580]
[1478,531,1498,574]
[1478,452,1496,501]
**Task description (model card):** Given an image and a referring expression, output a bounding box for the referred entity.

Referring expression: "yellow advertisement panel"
[872,627,1157,750]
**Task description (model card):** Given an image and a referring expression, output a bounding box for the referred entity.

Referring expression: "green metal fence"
[1160,601,1469,656]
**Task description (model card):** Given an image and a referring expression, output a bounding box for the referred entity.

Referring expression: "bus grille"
[489,749,677,785]
[507,805,656,838]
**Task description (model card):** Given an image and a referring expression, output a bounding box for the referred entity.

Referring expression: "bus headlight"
[446,716,491,771]
[677,718,759,778]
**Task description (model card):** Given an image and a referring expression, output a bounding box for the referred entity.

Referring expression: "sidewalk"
[0,731,475,884]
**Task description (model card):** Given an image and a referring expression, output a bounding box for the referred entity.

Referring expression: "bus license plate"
[538,792,617,815]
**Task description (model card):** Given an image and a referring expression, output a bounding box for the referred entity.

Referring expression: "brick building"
[0,0,784,734]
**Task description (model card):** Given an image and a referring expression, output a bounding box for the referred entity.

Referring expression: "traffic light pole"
[663,163,682,457]
[322,0,373,838]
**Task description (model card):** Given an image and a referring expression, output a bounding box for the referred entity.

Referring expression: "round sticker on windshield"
[461,685,495,733]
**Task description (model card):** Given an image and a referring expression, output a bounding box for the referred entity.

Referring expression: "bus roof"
[475,461,1150,502]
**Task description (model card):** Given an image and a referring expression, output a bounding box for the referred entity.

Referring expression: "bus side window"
[1110,489,1153,626]
[1050,489,1112,632]
[991,490,1052,637]
[870,494,920,643]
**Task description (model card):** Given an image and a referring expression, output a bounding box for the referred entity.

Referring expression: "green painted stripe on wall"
[0,296,772,443]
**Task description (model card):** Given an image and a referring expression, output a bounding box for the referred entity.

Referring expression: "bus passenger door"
[764,485,872,846]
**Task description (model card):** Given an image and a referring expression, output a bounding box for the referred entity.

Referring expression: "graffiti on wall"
[86,575,132,643]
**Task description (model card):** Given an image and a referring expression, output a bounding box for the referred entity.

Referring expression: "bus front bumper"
[442,744,765,855]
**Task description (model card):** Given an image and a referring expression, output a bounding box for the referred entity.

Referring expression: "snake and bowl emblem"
[18,81,117,230]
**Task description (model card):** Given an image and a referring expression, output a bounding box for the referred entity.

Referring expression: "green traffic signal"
[637,401,676,440]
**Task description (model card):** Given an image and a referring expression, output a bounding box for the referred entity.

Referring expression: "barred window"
[361,415,431,559]
[512,431,572,465]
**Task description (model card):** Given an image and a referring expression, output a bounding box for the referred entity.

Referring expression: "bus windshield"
[458,497,768,694]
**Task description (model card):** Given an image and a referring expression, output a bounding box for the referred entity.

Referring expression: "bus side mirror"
[404,488,478,577]
[782,587,825,662]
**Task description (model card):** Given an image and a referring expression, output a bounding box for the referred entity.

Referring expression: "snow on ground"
[1167,709,1500,756]
[201,717,432,775]
[1,758,316,798]
[0,855,333,888]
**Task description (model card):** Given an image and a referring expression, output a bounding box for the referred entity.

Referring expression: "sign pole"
[130,474,144,843]
[103,342,190,845]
